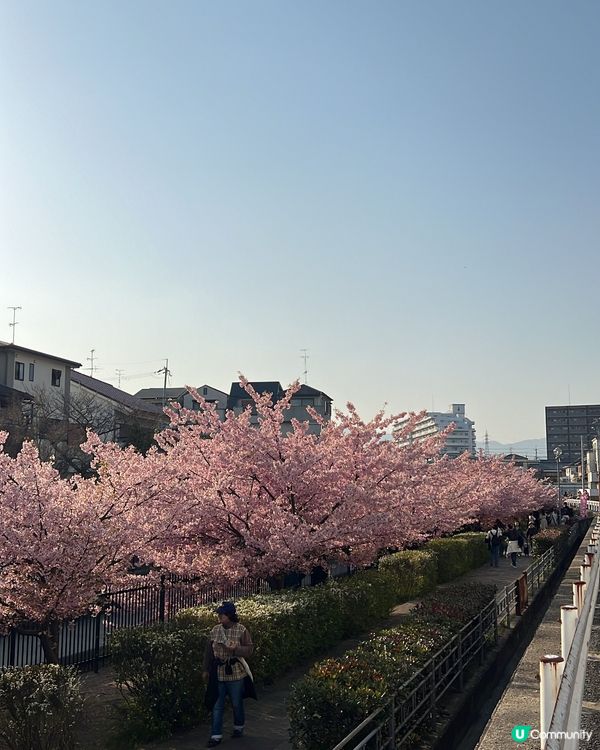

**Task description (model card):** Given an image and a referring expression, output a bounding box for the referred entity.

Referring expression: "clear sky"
[1,1,599,444]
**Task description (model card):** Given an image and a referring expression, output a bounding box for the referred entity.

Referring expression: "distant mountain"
[476,438,547,459]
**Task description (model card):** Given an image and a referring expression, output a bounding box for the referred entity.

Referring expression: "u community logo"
[512,726,531,743]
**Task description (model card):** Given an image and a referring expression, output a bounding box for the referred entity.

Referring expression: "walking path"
[79,552,529,750]
[474,525,597,749]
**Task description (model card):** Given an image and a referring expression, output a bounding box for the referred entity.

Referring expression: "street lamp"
[553,446,563,505]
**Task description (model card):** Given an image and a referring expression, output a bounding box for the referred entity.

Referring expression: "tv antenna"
[7,306,21,344]
[87,349,97,377]
[300,349,309,384]
[115,369,125,388]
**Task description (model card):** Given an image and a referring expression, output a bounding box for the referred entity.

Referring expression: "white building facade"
[395,403,476,459]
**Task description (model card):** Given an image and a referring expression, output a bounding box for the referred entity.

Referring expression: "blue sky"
[1,1,599,443]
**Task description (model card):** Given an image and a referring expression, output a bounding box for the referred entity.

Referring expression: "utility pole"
[484,430,490,457]
[156,359,171,407]
[7,306,21,344]
[87,349,96,377]
[115,369,124,388]
[300,349,309,384]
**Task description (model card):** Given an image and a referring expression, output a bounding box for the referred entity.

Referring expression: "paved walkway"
[474,526,596,749]
[79,553,530,750]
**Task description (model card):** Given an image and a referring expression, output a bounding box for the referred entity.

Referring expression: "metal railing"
[331,522,586,750]
[541,520,600,749]
[0,575,270,672]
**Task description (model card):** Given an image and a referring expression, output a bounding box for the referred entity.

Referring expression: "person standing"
[203,602,254,747]
[486,523,503,568]
[505,524,521,567]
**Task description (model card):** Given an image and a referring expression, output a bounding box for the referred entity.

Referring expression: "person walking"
[505,524,521,567]
[486,522,503,568]
[203,602,255,747]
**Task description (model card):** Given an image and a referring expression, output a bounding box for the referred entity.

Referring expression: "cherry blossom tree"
[0,432,170,662]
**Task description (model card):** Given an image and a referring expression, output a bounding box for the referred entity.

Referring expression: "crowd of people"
[485,500,575,568]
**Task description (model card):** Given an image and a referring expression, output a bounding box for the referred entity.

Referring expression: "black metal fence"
[0,575,270,672]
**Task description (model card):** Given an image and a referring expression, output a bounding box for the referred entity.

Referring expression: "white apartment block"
[395,403,476,459]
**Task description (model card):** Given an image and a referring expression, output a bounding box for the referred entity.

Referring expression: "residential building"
[545,404,600,465]
[0,341,81,414]
[395,403,477,458]
[135,385,229,420]
[227,381,333,435]
[71,371,166,446]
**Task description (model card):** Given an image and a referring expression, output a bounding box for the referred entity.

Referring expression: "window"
[203,387,208,396]
[15,361,25,381]
[51,369,62,387]
[28,363,35,382]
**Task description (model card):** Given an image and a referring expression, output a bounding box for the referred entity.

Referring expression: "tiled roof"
[72,372,164,415]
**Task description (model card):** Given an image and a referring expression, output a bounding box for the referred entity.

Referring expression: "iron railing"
[331,521,585,750]
[0,575,270,672]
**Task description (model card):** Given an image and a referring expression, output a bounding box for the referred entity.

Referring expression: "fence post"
[430,655,437,722]
[573,580,587,615]
[8,629,16,667]
[478,613,484,665]
[93,613,102,673]
[494,599,499,644]
[457,630,464,690]
[159,574,166,623]
[539,655,564,750]
[560,605,578,662]
[389,695,396,743]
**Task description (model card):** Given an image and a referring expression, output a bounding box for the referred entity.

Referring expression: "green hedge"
[0,665,82,750]
[113,533,489,742]
[425,532,489,583]
[110,621,208,744]
[288,582,496,750]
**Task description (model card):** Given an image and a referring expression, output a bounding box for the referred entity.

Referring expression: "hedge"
[110,621,207,744]
[288,582,496,750]
[532,525,571,557]
[0,665,82,750]
[425,532,489,582]
[113,533,488,742]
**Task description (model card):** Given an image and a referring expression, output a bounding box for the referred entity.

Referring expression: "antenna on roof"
[7,306,21,344]
[115,369,124,388]
[300,349,309,384]
[87,349,97,377]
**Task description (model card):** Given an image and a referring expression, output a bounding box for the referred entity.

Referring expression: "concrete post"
[585,551,595,567]
[573,580,587,614]
[540,655,564,749]
[580,563,591,584]
[560,605,578,662]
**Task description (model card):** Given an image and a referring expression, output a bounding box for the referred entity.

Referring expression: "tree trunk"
[39,621,61,664]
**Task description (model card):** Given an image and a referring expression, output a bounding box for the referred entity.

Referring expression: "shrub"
[412,582,497,629]
[110,621,208,744]
[377,548,438,597]
[288,582,496,750]
[0,664,82,750]
[532,527,570,557]
[175,570,400,684]
[425,532,488,583]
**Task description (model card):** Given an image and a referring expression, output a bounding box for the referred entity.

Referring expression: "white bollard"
[540,655,565,749]
[581,563,591,584]
[560,605,578,661]
[573,580,587,614]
